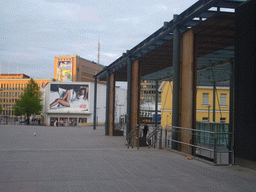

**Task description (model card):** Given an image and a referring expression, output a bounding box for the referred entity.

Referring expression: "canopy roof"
[95,0,247,86]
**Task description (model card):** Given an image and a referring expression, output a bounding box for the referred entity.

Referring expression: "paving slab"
[0,125,256,192]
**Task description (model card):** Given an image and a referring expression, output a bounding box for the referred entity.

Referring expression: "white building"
[41,82,127,126]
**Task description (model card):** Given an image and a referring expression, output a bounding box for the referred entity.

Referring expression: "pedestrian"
[56,120,59,127]
[143,123,149,138]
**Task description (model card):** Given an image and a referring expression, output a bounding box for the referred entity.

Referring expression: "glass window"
[18,84,20,90]
[203,93,209,105]
[203,117,208,121]
[220,118,226,123]
[12,92,14,97]
[220,94,226,106]
[13,84,14,90]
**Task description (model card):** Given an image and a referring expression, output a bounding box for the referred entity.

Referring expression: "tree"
[14,78,42,125]
[0,105,2,114]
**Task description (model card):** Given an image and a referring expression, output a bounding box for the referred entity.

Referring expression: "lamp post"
[208,104,211,122]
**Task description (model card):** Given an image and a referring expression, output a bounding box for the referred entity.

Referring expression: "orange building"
[54,55,104,83]
[0,74,52,117]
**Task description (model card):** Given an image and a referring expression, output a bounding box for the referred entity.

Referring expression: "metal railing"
[164,125,233,165]
[126,125,140,149]
[146,125,162,149]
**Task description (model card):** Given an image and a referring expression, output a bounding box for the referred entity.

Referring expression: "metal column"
[172,14,180,150]
[155,80,158,128]
[229,59,234,164]
[126,57,132,138]
[105,71,110,135]
[213,81,216,122]
[93,78,98,130]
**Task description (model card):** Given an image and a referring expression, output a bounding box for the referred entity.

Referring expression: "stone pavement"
[0,125,255,192]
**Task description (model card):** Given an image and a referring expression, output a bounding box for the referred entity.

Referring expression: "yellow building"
[0,74,52,117]
[160,81,230,128]
[54,55,104,83]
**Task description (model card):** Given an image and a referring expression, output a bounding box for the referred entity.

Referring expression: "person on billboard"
[50,86,88,109]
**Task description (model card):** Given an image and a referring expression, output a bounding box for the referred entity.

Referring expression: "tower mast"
[97,37,100,64]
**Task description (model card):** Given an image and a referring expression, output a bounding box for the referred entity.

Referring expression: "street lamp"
[208,104,211,122]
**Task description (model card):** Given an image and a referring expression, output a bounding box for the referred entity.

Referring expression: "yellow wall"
[160,82,230,128]
[160,81,173,128]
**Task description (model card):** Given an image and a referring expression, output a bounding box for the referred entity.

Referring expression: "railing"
[164,124,233,165]
[146,125,162,149]
[126,125,140,149]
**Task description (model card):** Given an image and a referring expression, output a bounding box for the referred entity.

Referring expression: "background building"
[140,80,162,104]
[0,74,52,118]
[160,81,230,128]
[54,55,104,83]
[42,82,127,126]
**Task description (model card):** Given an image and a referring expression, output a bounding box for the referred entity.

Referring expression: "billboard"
[57,60,72,82]
[49,84,89,113]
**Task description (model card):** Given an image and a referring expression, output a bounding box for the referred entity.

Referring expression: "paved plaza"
[0,125,255,192]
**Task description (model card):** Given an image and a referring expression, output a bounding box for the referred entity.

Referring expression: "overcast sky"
[0,0,197,79]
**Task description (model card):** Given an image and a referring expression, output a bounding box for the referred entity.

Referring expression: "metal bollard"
[214,137,217,165]
[165,128,167,148]
[159,128,162,149]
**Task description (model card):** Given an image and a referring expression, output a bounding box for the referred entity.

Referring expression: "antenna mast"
[97,37,100,64]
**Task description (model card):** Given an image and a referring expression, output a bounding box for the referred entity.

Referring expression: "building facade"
[54,55,104,83]
[140,80,162,104]
[0,74,52,117]
[160,81,230,128]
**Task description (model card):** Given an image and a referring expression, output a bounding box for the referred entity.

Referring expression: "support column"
[179,29,196,154]
[155,81,158,128]
[213,81,216,122]
[105,72,110,135]
[108,73,116,136]
[235,0,256,165]
[126,57,132,138]
[229,59,234,164]
[172,14,181,150]
[130,60,141,147]
[93,78,97,130]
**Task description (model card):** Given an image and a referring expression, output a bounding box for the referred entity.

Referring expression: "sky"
[0,0,198,79]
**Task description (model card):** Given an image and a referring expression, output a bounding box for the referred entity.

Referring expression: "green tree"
[14,78,42,125]
[0,105,2,114]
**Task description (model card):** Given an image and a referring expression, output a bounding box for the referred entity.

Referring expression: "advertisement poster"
[49,84,89,113]
[57,60,72,82]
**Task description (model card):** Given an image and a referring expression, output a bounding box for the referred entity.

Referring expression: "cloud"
[144,3,169,14]
[114,15,146,24]
[102,52,120,58]
[49,1,102,21]
[0,0,102,22]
